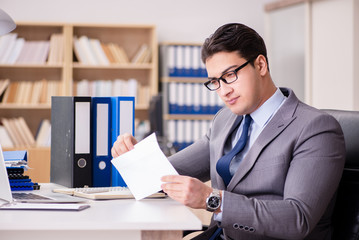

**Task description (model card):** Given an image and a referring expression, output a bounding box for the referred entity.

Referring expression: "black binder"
[51,96,92,187]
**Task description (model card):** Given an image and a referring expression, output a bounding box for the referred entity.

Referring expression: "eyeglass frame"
[203,57,256,91]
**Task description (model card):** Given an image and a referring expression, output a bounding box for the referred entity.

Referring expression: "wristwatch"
[206,189,221,212]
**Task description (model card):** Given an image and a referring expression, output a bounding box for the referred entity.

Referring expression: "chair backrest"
[148,93,163,137]
[324,109,359,239]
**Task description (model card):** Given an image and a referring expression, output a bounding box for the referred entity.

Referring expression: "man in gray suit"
[112,23,345,239]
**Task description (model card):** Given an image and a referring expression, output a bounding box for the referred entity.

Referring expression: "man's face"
[205,51,264,116]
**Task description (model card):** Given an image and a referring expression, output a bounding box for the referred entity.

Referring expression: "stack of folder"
[51,96,135,189]
[4,150,39,191]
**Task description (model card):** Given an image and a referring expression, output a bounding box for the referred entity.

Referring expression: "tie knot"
[244,114,252,127]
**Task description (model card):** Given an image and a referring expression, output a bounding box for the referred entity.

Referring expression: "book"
[0,33,17,63]
[35,119,51,147]
[101,43,116,64]
[17,117,36,146]
[7,38,25,64]
[0,79,10,99]
[73,36,88,64]
[1,118,20,147]
[78,36,98,65]
[90,39,109,65]
[131,44,149,64]
[52,186,166,200]
[0,125,14,148]
[2,81,18,103]
[47,33,64,64]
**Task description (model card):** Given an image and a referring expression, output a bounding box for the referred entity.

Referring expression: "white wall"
[311,0,359,110]
[266,4,306,101]
[1,0,273,43]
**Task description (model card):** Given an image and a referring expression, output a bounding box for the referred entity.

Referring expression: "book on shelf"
[1,79,61,105]
[0,79,10,99]
[101,43,116,64]
[0,119,51,149]
[0,125,14,148]
[17,117,36,147]
[73,36,134,65]
[47,33,64,64]
[78,35,98,65]
[1,118,19,147]
[89,39,110,65]
[108,43,130,64]
[75,78,150,106]
[16,40,50,64]
[1,117,33,147]
[2,117,40,148]
[131,44,151,64]
[8,118,27,147]
[52,186,166,200]
[73,36,88,64]
[0,33,18,63]
[6,37,25,64]
[2,81,17,103]
[0,33,58,64]
[35,119,51,147]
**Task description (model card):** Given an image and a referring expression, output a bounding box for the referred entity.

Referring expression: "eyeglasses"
[204,59,253,91]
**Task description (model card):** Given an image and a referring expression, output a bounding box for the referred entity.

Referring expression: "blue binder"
[111,96,135,187]
[92,97,112,187]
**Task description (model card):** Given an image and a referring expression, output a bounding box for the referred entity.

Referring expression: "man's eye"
[224,71,236,79]
[210,79,219,85]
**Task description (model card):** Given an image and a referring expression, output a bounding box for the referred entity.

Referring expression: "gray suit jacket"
[169,88,345,240]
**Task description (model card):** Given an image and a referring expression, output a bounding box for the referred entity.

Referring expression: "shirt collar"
[250,88,286,128]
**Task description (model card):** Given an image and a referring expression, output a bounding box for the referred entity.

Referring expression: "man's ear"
[256,55,268,76]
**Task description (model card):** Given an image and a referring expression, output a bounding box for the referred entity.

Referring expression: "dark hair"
[201,23,269,68]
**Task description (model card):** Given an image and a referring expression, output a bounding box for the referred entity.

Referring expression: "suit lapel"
[227,114,296,191]
[226,88,299,191]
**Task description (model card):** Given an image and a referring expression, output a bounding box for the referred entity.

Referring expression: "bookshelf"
[160,43,223,151]
[71,24,158,120]
[0,22,158,181]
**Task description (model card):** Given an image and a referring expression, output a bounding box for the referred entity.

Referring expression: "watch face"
[208,196,220,209]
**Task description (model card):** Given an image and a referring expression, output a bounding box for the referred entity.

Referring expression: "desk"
[0,183,202,240]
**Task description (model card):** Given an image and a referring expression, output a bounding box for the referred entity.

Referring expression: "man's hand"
[111,133,138,158]
[161,175,215,210]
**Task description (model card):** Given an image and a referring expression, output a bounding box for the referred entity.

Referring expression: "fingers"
[111,133,138,158]
[161,175,212,209]
[161,175,185,183]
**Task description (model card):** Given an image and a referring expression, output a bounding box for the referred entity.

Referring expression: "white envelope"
[111,133,178,200]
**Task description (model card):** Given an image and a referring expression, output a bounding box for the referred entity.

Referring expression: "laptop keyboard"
[12,192,52,200]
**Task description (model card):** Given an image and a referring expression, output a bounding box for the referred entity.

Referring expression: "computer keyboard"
[12,192,52,200]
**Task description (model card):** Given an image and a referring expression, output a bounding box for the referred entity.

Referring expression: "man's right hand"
[111,133,138,158]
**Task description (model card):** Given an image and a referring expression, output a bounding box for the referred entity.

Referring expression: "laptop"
[0,147,90,210]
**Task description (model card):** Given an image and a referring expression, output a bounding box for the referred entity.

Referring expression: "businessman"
[112,23,345,239]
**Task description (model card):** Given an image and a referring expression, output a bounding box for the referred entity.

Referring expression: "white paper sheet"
[111,133,178,200]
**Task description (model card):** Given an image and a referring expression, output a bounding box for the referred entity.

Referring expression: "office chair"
[324,109,359,239]
[184,109,359,239]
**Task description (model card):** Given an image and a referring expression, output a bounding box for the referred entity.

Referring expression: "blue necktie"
[216,115,252,186]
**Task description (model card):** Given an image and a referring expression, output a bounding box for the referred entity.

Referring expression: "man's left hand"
[161,175,214,210]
